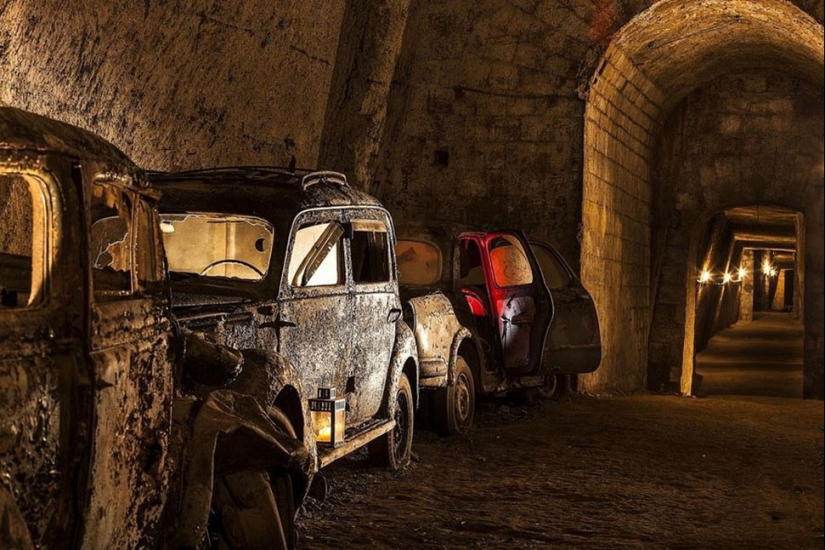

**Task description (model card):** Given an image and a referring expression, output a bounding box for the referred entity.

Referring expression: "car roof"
[150,167,385,220]
[0,107,136,171]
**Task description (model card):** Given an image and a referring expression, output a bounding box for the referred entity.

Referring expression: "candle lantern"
[309,387,346,447]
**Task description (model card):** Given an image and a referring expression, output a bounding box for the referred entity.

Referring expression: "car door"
[482,232,553,374]
[82,178,173,548]
[531,241,602,374]
[347,211,399,424]
[0,167,75,546]
[278,209,352,411]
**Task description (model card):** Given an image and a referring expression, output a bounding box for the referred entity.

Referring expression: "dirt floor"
[297,314,824,549]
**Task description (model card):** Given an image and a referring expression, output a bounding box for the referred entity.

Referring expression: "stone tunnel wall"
[649,72,823,395]
[0,0,349,170]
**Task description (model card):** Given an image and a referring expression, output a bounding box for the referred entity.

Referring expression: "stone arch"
[580,0,824,396]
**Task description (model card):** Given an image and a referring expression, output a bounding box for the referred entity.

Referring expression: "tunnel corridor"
[695,312,805,398]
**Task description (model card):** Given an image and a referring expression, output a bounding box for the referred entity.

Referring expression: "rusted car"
[151,168,419,471]
[0,107,309,549]
[396,222,601,435]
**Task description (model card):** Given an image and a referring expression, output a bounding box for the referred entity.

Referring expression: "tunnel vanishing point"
[2,0,823,399]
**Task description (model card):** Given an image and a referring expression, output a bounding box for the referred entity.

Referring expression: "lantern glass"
[310,388,346,447]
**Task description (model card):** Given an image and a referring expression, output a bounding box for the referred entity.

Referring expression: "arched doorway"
[580,0,824,398]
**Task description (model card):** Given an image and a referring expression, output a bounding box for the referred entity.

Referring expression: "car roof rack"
[300,171,349,191]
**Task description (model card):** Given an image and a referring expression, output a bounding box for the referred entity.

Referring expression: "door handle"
[387,308,403,324]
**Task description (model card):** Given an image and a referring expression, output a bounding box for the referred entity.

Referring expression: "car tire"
[435,356,475,436]
[205,408,298,550]
[368,373,414,470]
[537,374,563,400]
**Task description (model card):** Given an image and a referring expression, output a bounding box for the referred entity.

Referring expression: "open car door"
[461,232,552,374]
[531,241,601,374]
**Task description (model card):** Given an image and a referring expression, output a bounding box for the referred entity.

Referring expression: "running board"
[318,419,395,469]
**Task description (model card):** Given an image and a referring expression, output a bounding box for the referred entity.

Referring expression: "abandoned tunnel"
[1,0,823,547]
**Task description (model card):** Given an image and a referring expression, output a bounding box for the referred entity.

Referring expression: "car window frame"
[347,208,396,295]
[280,207,351,299]
[531,241,575,291]
[0,168,55,312]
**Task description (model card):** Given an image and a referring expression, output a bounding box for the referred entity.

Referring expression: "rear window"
[397,240,442,286]
[488,235,534,288]
[160,213,274,281]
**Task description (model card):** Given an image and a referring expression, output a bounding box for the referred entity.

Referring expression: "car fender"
[406,292,464,384]
[448,327,479,385]
[164,390,311,549]
[381,321,419,414]
[228,350,316,472]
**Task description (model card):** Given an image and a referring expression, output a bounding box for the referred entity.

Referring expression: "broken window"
[90,183,133,298]
[488,235,534,288]
[160,213,274,281]
[351,220,391,284]
[397,240,442,286]
[0,174,46,309]
[288,221,344,287]
[531,244,572,290]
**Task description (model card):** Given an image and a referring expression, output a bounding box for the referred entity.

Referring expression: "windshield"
[160,213,274,281]
[397,240,441,286]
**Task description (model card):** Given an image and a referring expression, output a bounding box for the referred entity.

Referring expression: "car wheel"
[204,408,298,550]
[435,356,475,436]
[368,373,414,470]
[536,374,563,400]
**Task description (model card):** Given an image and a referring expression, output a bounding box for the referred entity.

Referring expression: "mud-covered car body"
[397,222,601,418]
[0,107,309,549]
[151,168,419,471]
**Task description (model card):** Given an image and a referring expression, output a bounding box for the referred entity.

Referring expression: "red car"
[397,222,601,435]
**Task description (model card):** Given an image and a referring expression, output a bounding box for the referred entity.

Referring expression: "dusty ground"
[297,314,824,549]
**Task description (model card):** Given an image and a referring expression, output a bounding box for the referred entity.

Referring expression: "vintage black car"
[151,168,419,471]
[396,221,601,435]
[0,107,309,549]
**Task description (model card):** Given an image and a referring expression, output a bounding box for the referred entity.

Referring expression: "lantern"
[309,387,346,447]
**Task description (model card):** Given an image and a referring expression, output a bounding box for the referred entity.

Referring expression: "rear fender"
[381,322,419,416]
[448,327,477,384]
[407,293,464,383]
[165,391,311,549]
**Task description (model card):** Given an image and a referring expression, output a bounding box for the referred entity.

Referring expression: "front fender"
[164,391,311,549]
[224,350,316,474]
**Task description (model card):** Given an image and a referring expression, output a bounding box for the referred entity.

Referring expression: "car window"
[488,235,534,288]
[288,221,344,287]
[351,219,391,284]
[0,174,47,309]
[90,183,134,299]
[397,240,442,286]
[161,213,273,281]
[531,243,572,290]
[459,239,485,287]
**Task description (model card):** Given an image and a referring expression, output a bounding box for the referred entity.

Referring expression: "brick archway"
[580,0,824,396]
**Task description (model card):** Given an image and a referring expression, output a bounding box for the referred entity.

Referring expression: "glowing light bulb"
[723,272,733,284]
[699,270,712,284]
[762,259,772,275]
[738,267,747,281]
